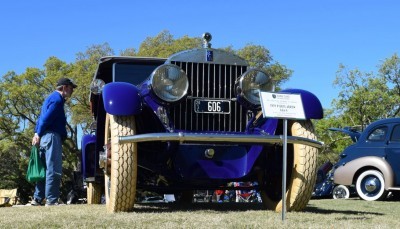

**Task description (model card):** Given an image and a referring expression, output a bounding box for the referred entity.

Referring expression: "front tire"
[259,120,318,212]
[332,185,350,199]
[104,114,137,212]
[356,170,387,201]
[87,183,102,204]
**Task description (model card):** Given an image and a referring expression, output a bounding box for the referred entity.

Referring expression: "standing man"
[31,78,77,206]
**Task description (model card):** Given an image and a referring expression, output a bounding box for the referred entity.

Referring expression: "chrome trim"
[170,61,248,132]
[167,48,248,65]
[119,132,323,149]
[388,187,400,191]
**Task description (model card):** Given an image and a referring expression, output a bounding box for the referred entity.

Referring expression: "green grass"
[1,198,399,228]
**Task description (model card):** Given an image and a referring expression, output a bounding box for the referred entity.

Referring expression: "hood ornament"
[203,32,213,62]
[202,32,212,48]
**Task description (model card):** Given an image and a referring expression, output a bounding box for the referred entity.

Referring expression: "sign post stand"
[282,118,287,221]
[259,92,305,222]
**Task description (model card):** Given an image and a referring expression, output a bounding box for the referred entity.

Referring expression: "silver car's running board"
[388,187,400,191]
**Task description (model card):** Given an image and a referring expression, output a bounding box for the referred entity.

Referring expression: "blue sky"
[1,1,399,109]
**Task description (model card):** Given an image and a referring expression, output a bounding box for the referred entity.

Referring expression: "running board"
[388,187,400,191]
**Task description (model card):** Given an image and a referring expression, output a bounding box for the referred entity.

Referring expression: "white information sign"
[260,92,305,120]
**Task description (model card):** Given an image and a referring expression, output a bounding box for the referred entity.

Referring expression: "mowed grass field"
[1,198,399,228]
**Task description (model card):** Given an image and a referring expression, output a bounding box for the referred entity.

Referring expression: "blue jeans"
[34,132,63,204]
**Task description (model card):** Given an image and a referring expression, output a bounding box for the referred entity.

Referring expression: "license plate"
[194,99,230,114]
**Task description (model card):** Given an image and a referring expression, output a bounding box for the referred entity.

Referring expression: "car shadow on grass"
[134,201,384,217]
[304,205,384,216]
[134,202,265,213]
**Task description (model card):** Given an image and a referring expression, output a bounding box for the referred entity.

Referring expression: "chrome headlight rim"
[237,69,274,106]
[150,64,189,103]
[90,79,106,95]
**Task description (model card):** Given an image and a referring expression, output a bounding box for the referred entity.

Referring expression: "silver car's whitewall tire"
[104,114,137,212]
[356,170,387,201]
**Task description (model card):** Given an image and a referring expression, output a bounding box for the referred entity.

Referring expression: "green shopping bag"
[26,146,46,182]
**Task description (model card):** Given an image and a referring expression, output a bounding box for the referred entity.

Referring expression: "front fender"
[102,82,142,115]
[333,156,394,189]
[280,88,323,119]
[81,134,96,180]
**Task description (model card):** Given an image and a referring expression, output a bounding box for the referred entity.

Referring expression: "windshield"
[113,62,159,85]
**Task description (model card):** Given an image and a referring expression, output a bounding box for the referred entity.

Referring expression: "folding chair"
[0,189,19,207]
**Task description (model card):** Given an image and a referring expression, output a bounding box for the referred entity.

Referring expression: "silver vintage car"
[334,118,400,201]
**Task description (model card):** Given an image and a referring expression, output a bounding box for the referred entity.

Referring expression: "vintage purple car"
[334,118,400,201]
[80,33,323,213]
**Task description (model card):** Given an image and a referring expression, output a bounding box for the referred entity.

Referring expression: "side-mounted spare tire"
[104,114,137,213]
[259,120,318,212]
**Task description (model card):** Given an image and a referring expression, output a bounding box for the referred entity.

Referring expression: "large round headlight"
[150,64,189,102]
[237,69,274,105]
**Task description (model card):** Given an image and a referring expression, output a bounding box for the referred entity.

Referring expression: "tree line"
[315,54,400,164]
[0,30,399,202]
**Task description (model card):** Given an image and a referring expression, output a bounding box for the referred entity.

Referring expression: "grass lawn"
[1,198,399,228]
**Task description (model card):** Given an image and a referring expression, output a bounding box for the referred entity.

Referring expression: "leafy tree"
[333,64,392,130]
[314,109,355,166]
[235,44,292,89]
[333,54,400,126]
[315,53,400,167]
[0,58,80,201]
[120,48,137,56]
[379,53,400,116]
[0,142,34,203]
[135,30,202,57]
[70,43,114,134]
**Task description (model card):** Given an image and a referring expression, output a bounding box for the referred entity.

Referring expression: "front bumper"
[119,132,323,149]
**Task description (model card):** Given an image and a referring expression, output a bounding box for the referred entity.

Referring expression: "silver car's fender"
[334,156,394,189]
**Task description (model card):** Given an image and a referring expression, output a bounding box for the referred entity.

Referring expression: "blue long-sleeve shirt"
[35,91,67,140]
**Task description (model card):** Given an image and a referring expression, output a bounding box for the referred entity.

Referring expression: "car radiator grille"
[170,61,249,132]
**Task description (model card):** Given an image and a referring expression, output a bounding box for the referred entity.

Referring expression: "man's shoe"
[45,202,65,207]
[31,199,43,206]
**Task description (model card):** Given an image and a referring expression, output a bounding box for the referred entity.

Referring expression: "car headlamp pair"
[151,66,274,106]
[91,65,273,107]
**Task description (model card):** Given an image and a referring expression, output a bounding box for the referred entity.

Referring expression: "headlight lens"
[237,69,274,105]
[151,64,189,102]
[90,79,105,95]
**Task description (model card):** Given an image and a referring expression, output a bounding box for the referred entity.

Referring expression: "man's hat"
[57,78,77,88]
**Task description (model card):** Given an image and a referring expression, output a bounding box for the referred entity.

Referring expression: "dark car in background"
[333,118,400,201]
[80,33,324,213]
[312,161,355,199]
